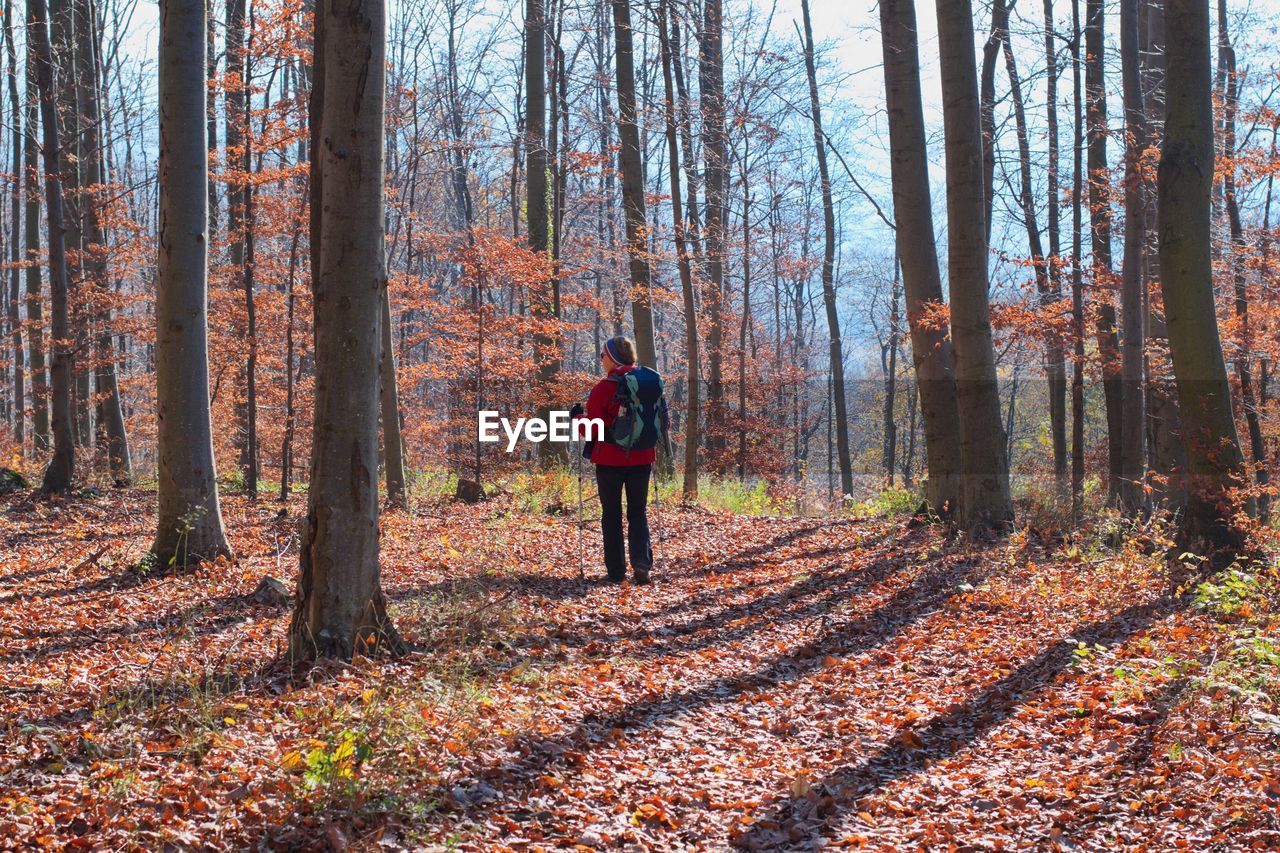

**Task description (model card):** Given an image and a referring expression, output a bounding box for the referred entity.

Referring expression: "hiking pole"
[575,438,585,582]
[650,463,663,575]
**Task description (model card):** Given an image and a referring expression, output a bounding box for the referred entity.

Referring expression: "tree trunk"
[289,0,401,661]
[49,0,92,452]
[24,34,47,451]
[980,0,1008,248]
[656,0,699,500]
[380,285,407,507]
[801,0,853,500]
[610,0,657,367]
[935,0,1013,532]
[700,0,726,466]
[76,0,131,485]
[151,0,231,563]
[879,0,963,517]
[525,0,564,467]
[226,0,252,478]
[1070,0,1087,519]
[1218,0,1269,518]
[882,259,901,487]
[1043,0,1068,489]
[1002,22,1068,499]
[206,0,217,236]
[30,0,74,494]
[5,0,23,449]
[1158,0,1253,546]
[1086,0,1125,501]
[1141,0,1187,507]
[1118,0,1148,513]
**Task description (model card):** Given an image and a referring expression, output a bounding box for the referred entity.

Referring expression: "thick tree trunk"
[1119,0,1148,513]
[1158,0,1253,546]
[935,0,1013,533]
[151,0,231,563]
[801,0,853,499]
[289,0,401,661]
[1141,0,1187,507]
[610,0,657,367]
[1086,0,1125,501]
[879,0,963,517]
[23,37,47,451]
[700,0,726,466]
[656,0,699,500]
[30,0,74,494]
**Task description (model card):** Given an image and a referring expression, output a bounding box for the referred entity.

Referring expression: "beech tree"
[935,0,1013,532]
[29,0,75,494]
[879,0,962,516]
[610,0,657,368]
[289,0,401,660]
[656,0,699,499]
[151,0,232,564]
[800,0,852,500]
[1119,0,1147,514]
[1085,0,1124,500]
[1158,0,1251,546]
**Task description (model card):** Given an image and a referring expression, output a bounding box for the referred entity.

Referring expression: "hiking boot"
[633,568,651,586]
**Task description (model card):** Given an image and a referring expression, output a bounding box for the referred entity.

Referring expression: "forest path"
[0,491,1275,848]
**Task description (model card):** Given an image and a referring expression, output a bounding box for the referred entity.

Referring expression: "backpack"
[605,365,668,452]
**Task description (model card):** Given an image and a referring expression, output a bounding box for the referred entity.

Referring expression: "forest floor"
[1,485,1278,850]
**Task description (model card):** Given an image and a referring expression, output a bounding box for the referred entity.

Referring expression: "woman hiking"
[570,336,667,585]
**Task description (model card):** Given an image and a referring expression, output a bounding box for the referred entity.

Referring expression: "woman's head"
[601,335,636,372]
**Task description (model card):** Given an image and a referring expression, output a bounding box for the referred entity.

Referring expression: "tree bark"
[656,0,699,500]
[1141,0,1187,507]
[879,0,963,517]
[1218,0,1269,518]
[610,0,657,367]
[980,0,1008,248]
[5,0,23,449]
[151,0,231,563]
[1002,23,1068,499]
[75,0,131,485]
[1119,0,1148,513]
[801,0,853,500]
[380,285,407,507]
[289,0,401,661]
[24,33,47,451]
[1158,0,1253,546]
[30,0,74,494]
[1070,0,1087,519]
[700,0,726,466]
[1043,0,1068,489]
[525,0,564,467]
[1086,0,1125,501]
[935,0,1013,532]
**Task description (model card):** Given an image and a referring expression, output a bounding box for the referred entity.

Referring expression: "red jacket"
[580,364,657,467]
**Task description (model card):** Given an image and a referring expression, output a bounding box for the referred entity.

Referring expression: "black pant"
[594,463,652,580]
